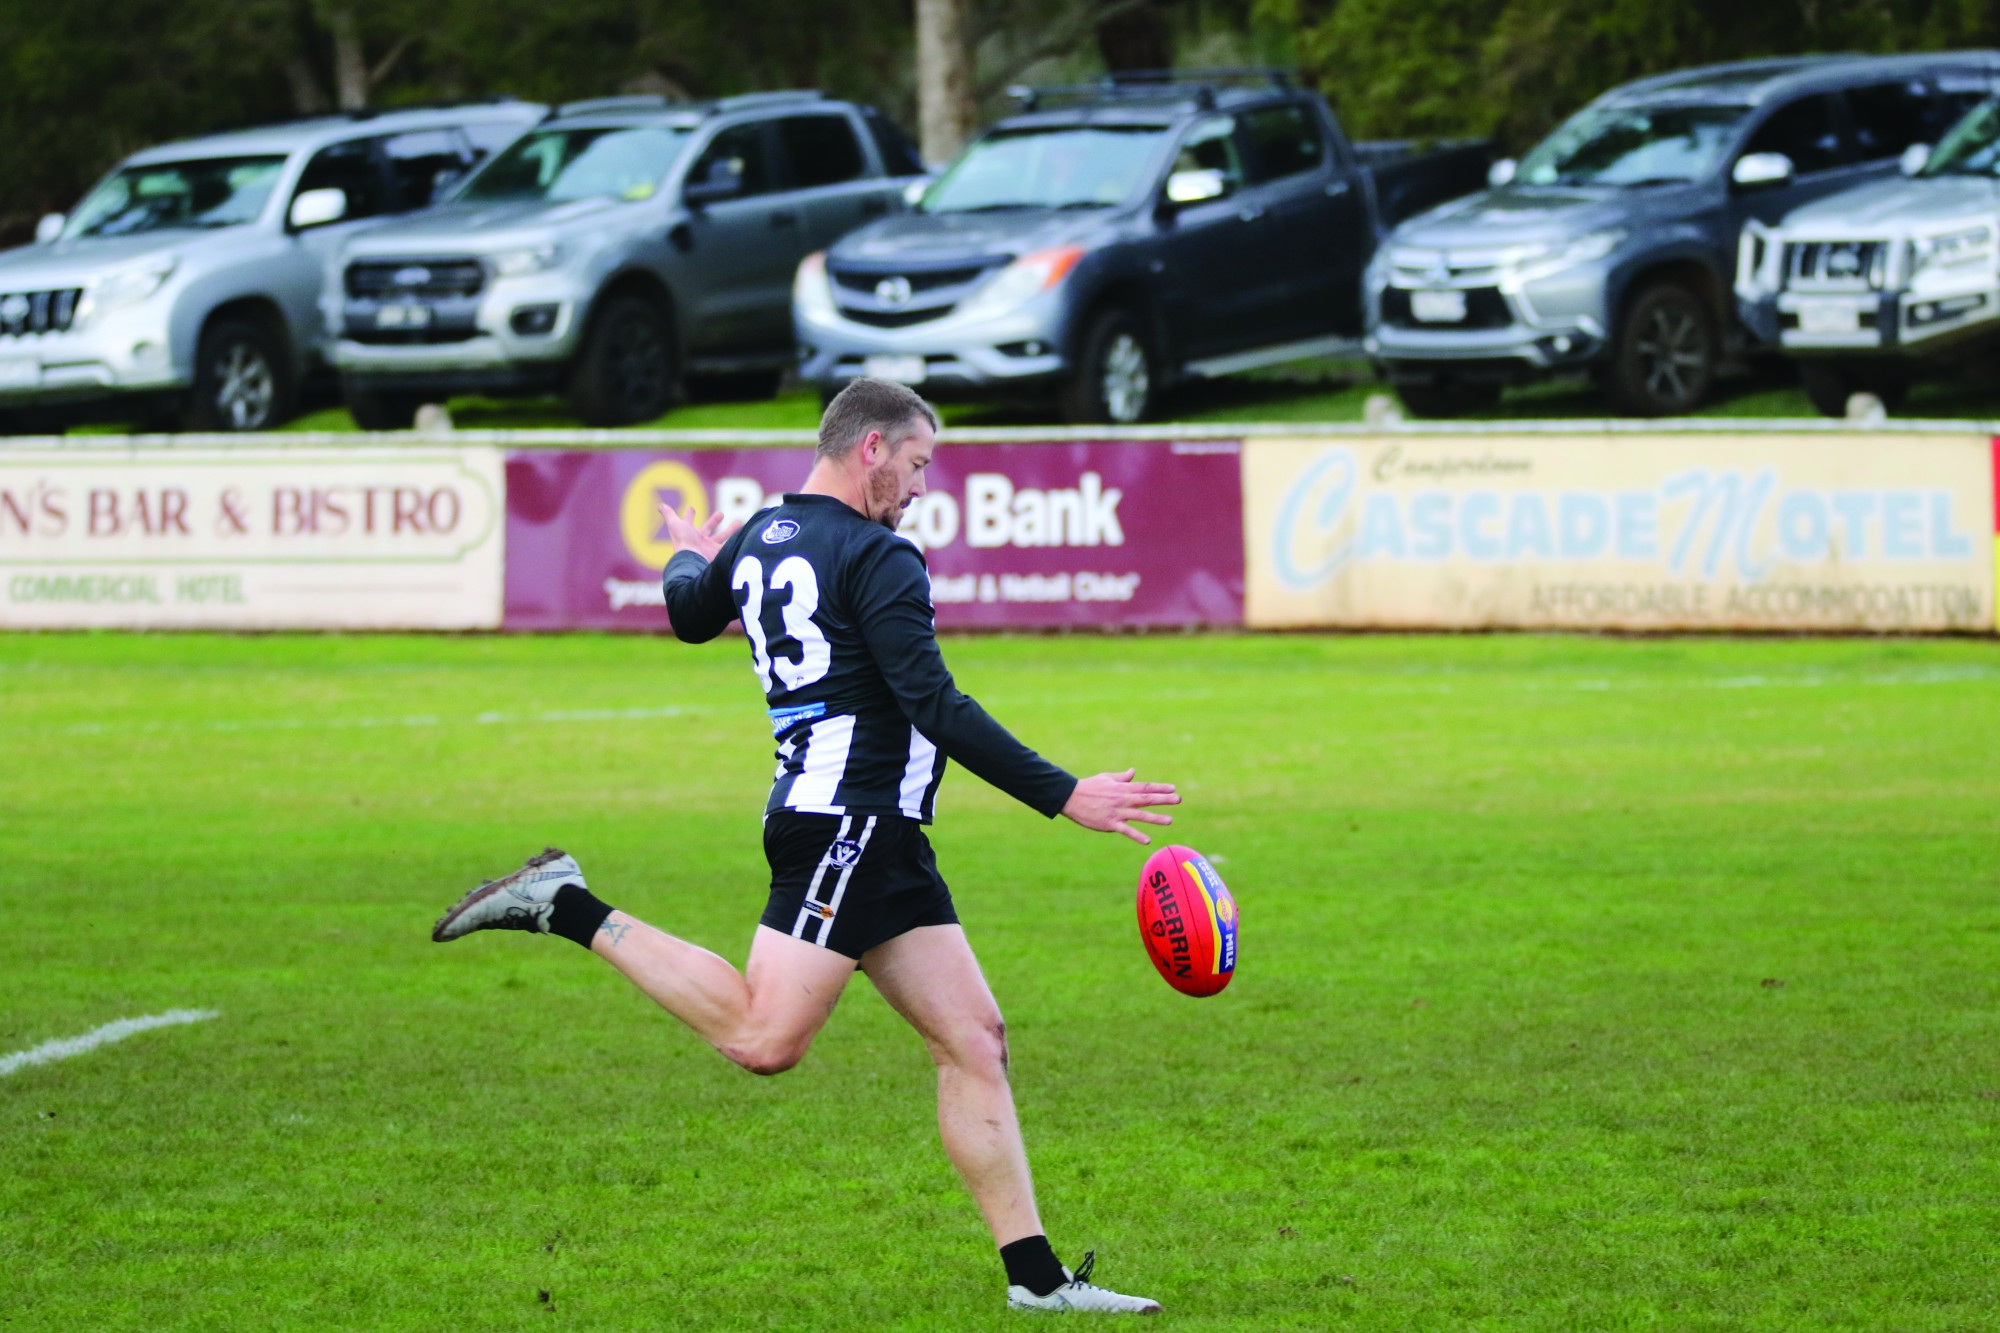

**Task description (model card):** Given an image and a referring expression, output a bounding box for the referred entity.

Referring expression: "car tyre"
[183,316,294,431]
[344,382,430,431]
[1601,282,1717,416]
[1060,308,1158,425]
[568,293,677,426]
[1391,379,1503,419]
[1797,361,1909,419]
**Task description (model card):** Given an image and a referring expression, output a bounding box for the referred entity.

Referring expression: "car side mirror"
[289,187,349,229]
[1900,142,1931,176]
[34,213,65,244]
[1164,168,1227,206]
[1732,152,1795,189]
[1487,158,1517,188]
[684,161,744,208]
[429,166,468,203]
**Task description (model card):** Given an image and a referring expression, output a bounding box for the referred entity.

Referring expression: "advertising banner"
[504,440,1244,631]
[1245,432,1994,632]
[0,445,504,629]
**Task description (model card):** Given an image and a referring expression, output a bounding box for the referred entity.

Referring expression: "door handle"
[860,196,889,216]
[769,210,800,228]
[1237,205,1265,222]
[1324,179,1351,197]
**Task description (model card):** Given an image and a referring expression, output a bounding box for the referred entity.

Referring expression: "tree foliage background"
[1,0,1997,244]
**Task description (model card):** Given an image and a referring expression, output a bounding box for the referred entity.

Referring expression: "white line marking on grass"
[58,704,691,738]
[1,1009,219,1078]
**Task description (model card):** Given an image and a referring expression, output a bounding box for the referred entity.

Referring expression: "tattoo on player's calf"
[599,919,630,947]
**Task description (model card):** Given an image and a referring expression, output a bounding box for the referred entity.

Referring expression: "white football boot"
[1007,1252,1161,1315]
[432,847,584,942]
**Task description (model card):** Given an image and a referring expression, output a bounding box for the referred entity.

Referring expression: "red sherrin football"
[1137,844,1237,997]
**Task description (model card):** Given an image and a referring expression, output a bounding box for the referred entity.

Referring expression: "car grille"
[0,288,82,338]
[1380,286,1513,330]
[1782,240,1888,292]
[827,260,1001,328]
[345,259,485,300]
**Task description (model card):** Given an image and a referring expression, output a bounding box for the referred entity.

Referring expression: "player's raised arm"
[659,505,746,644]
[1060,768,1180,845]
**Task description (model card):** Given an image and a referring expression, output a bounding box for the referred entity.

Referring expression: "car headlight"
[958,246,1084,319]
[490,244,565,278]
[73,258,177,327]
[1909,225,1993,275]
[794,251,835,321]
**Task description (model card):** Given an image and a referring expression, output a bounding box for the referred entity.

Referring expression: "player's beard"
[865,463,906,530]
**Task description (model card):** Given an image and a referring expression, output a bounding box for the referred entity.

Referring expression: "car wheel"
[1060,309,1158,425]
[1797,361,1909,419]
[344,382,430,431]
[1391,379,1503,419]
[184,316,293,431]
[1601,282,1717,416]
[567,294,677,426]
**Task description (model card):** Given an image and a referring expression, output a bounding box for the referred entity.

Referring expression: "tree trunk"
[329,7,368,111]
[915,0,976,165]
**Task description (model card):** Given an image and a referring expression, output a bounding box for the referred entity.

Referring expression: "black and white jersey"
[663,493,1076,823]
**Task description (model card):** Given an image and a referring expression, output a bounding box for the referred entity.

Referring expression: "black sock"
[1000,1235,1066,1297]
[548,883,615,949]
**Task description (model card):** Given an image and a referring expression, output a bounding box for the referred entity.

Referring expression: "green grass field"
[5,631,1999,1331]
[256,362,2000,434]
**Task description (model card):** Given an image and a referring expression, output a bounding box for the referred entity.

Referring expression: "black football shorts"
[761,812,957,959]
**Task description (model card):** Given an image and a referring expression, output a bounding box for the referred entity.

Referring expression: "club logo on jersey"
[827,838,863,868]
[761,518,801,544]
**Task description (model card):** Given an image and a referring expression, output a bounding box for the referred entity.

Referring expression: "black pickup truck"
[793,69,1489,422]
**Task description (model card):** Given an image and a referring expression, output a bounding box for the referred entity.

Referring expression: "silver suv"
[328,93,925,428]
[0,102,542,433]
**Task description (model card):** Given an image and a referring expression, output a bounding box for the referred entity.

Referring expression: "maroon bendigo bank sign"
[503,440,1245,631]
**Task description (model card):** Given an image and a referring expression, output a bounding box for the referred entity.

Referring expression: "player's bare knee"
[727,1035,808,1076]
[938,1015,1008,1078]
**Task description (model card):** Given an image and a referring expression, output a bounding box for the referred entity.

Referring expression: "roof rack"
[552,94,686,118]
[1008,67,1294,113]
[707,90,826,115]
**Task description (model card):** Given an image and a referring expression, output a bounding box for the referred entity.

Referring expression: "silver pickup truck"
[328,93,925,428]
[0,103,541,434]
[1736,94,2000,414]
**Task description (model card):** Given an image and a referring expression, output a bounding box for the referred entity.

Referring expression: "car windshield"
[66,156,287,238]
[1920,97,2000,177]
[920,125,1163,213]
[455,125,689,203]
[1517,103,1748,187]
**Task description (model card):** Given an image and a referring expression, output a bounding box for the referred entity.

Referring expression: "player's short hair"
[817,378,939,460]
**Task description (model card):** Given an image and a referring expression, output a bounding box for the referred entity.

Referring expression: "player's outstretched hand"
[1061,769,1180,845]
[659,503,740,561]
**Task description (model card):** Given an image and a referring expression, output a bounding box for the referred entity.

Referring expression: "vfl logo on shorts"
[827,838,863,868]
[761,519,801,544]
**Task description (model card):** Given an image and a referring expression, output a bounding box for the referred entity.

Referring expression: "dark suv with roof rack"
[328,91,925,428]
[1367,52,2000,417]
[794,69,1488,423]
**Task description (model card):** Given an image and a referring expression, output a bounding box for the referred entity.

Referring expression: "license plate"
[1796,301,1862,335]
[375,303,434,329]
[1410,289,1467,323]
[0,356,40,388]
[863,354,926,384]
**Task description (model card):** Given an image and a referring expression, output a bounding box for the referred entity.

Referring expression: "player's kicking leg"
[432,848,855,1074]
[862,924,1162,1315]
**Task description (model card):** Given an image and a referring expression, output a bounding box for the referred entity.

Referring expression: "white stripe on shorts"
[790,815,877,947]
